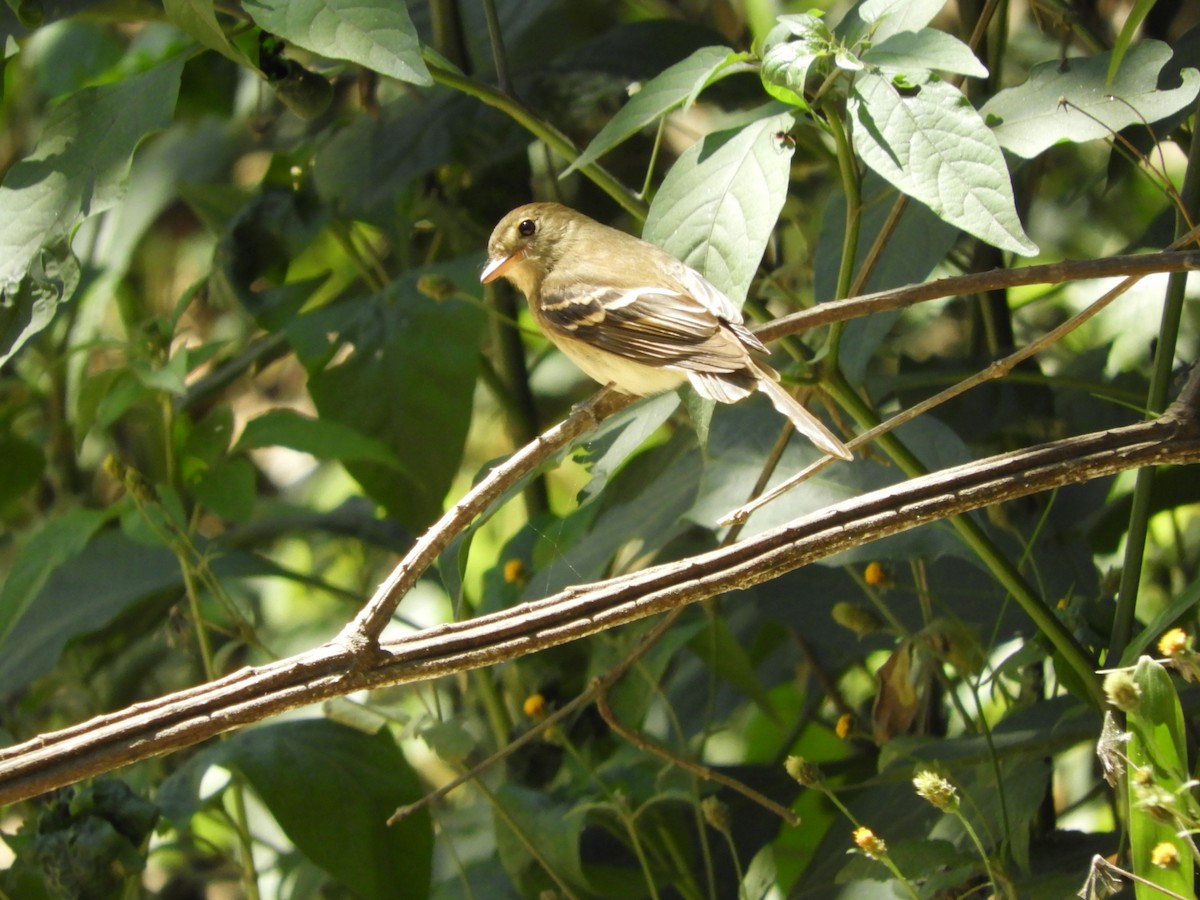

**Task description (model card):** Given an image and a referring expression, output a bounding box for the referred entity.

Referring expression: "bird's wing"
[538,283,752,373]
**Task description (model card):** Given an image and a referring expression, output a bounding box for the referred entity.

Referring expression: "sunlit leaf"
[0,55,183,362]
[242,0,431,85]
[850,71,1037,256]
[981,41,1200,159]
[565,46,747,175]
[644,107,796,303]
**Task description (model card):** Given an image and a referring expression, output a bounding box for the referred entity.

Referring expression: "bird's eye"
[518,219,536,237]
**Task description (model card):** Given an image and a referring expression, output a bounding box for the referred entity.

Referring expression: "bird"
[480,202,851,460]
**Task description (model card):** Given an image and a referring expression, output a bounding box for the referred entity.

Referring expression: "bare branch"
[1,370,1197,807]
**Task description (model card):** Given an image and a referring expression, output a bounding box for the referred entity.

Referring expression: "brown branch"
[2,370,1198,807]
[755,250,1200,341]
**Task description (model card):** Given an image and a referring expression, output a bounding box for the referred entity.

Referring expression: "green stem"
[424,53,646,220]
[470,668,513,750]
[822,108,863,372]
[228,775,263,900]
[1110,92,1200,664]
[824,370,1105,710]
[955,810,1005,899]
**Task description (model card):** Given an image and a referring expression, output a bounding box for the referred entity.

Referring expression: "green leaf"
[862,29,987,79]
[234,408,405,469]
[0,433,44,508]
[493,784,588,895]
[564,46,742,176]
[981,41,1200,159]
[849,71,1038,256]
[314,91,524,225]
[191,457,257,522]
[226,721,432,900]
[1126,657,1196,899]
[759,15,832,109]
[0,241,80,367]
[1107,0,1157,90]
[242,0,431,85]
[162,0,251,68]
[0,55,185,361]
[1120,575,1200,665]
[0,530,286,696]
[289,260,485,528]
[0,508,112,647]
[643,107,796,303]
[159,721,433,899]
[574,392,679,501]
[688,617,778,719]
[840,0,946,43]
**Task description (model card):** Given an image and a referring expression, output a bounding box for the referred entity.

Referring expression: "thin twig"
[594,682,802,826]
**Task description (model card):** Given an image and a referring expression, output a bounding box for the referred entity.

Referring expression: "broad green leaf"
[288,260,485,528]
[190,457,256,522]
[1126,657,1196,899]
[814,171,960,383]
[0,242,79,367]
[0,55,185,361]
[162,0,250,68]
[242,0,431,85]
[234,408,405,470]
[841,0,946,43]
[862,28,987,78]
[689,617,778,718]
[227,721,432,900]
[314,91,524,225]
[0,507,111,647]
[23,20,125,99]
[0,529,294,696]
[521,432,703,602]
[687,404,969,558]
[981,41,1200,159]
[494,784,589,895]
[643,107,795,303]
[0,433,43,508]
[564,46,742,176]
[849,71,1037,256]
[759,15,832,109]
[575,392,679,500]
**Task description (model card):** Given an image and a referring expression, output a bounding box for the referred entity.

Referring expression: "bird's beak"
[480,248,525,284]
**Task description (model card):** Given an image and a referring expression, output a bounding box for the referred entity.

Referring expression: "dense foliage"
[1,0,1199,897]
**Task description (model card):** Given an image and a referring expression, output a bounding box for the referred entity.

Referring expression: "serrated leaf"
[564,46,744,176]
[0,56,184,361]
[643,107,795,303]
[233,408,405,470]
[980,40,1200,159]
[162,0,250,68]
[242,0,431,85]
[862,28,987,78]
[850,71,1037,256]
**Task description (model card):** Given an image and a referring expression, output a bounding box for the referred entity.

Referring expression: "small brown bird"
[481,202,851,460]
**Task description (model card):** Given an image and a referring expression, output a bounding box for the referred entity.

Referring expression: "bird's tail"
[752,364,852,460]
